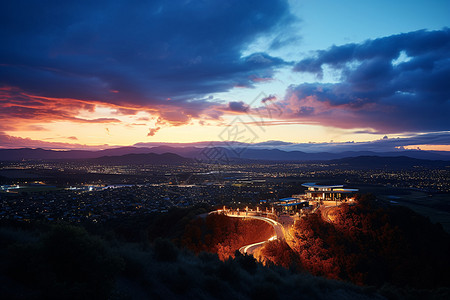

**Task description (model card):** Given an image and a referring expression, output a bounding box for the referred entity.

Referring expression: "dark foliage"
[260,239,301,269]
[0,210,449,299]
[289,194,450,288]
[4,225,123,299]
[153,238,179,262]
[97,205,209,243]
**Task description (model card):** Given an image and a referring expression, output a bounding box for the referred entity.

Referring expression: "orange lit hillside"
[257,194,450,288]
[182,214,274,260]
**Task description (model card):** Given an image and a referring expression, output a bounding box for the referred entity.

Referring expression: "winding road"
[210,204,341,255]
[320,205,338,222]
[210,210,285,255]
[239,236,277,255]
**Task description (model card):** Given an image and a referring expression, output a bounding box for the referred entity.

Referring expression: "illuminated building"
[273,183,359,213]
[302,183,358,201]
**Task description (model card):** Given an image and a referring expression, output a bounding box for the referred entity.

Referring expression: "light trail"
[210,210,285,254]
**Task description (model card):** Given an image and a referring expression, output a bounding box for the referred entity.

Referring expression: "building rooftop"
[279,197,297,202]
[333,188,359,192]
[302,183,344,189]
[280,202,308,207]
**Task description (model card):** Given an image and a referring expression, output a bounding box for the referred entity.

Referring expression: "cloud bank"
[283,29,450,133]
[0,0,292,127]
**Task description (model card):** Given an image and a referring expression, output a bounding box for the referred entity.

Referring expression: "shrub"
[153,238,178,262]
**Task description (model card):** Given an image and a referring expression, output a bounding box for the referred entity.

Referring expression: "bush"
[153,238,178,262]
[289,199,450,288]
[235,251,258,274]
[6,225,123,299]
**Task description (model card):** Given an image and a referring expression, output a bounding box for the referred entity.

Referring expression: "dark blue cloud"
[227,101,249,113]
[0,0,291,121]
[294,29,450,76]
[132,132,450,153]
[289,28,450,133]
[276,131,450,153]
[233,132,450,153]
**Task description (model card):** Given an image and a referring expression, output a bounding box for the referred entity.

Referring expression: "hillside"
[181,213,275,260]
[89,152,192,165]
[0,218,445,300]
[259,195,450,288]
[329,155,450,169]
[1,146,450,162]
[0,147,153,161]
[1,203,449,299]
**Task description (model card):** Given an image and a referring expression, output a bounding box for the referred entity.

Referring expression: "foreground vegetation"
[259,195,450,289]
[0,197,449,299]
[0,221,386,300]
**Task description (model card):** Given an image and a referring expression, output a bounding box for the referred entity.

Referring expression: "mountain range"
[89,152,191,165]
[328,155,450,169]
[1,146,450,162]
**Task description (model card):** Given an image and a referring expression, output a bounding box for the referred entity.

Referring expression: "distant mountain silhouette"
[329,155,450,169]
[93,146,154,157]
[89,152,192,165]
[133,146,450,161]
[229,148,450,161]
[0,147,153,161]
[1,146,449,162]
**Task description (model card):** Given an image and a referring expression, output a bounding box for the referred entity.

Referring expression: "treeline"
[1,203,449,299]
[1,221,396,299]
[262,194,450,289]
[95,204,210,243]
[181,213,274,260]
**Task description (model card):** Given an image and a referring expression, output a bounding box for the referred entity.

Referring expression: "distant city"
[1,153,449,224]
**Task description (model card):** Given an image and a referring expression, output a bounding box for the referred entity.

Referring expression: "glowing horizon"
[1,1,449,151]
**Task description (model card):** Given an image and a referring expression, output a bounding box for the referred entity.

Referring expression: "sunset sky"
[1,0,449,151]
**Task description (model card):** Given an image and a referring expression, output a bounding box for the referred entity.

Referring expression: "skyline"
[1,0,449,151]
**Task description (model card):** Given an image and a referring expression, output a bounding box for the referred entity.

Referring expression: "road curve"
[227,214,285,240]
[320,205,338,222]
[239,236,277,255]
[210,210,285,254]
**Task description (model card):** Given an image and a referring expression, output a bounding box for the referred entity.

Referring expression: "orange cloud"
[0,86,229,135]
[0,132,109,150]
[147,127,161,137]
[401,145,450,151]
